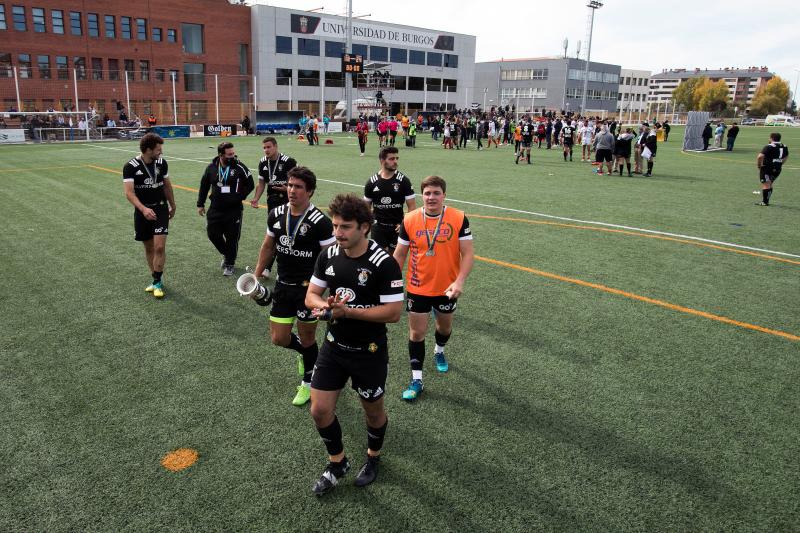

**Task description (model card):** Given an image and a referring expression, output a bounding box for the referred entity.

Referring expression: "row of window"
[500,88,548,99]
[275,36,458,67]
[0,6,204,54]
[0,53,208,92]
[567,69,620,84]
[500,69,549,81]
[275,68,458,91]
[618,93,645,101]
[565,88,618,100]
[621,76,647,86]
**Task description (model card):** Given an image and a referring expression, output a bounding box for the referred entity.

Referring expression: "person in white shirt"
[579,120,593,162]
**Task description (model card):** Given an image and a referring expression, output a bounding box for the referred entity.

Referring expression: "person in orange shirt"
[393,175,474,401]
[401,115,410,138]
[514,123,522,156]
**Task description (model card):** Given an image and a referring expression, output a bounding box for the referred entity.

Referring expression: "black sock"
[367,420,388,453]
[434,330,451,351]
[762,189,769,204]
[317,416,344,456]
[626,162,631,174]
[302,342,318,383]
[153,271,163,283]
[766,188,773,203]
[287,332,303,353]
[647,161,653,174]
[409,340,425,372]
[563,151,567,161]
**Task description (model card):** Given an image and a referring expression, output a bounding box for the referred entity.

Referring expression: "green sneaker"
[292,384,311,406]
[145,283,156,293]
[297,354,304,377]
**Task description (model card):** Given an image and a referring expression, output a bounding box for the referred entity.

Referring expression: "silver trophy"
[236,272,272,307]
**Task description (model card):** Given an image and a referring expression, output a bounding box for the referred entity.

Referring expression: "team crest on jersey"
[299,223,310,236]
[367,343,378,353]
[392,183,400,192]
[357,268,371,286]
[278,164,284,171]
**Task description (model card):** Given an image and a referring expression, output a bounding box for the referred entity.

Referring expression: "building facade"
[474,57,621,115]
[617,68,651,116]
[250,5,476,117]
[647,67,774,110]
[0,0,251,123]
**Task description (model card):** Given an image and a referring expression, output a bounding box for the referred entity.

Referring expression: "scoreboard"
[341,53,363,74]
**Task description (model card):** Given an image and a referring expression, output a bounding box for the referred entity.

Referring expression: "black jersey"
[267,203,335,284]
[561,126,575,142]
[363,171,415,225]
[521,123,535,142]
[122,156,169,206]
[258,153,297,201]
[311,241,404,346]
[761,142,789,174]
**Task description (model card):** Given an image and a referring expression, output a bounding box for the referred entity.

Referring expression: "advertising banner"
[203,124,239,137]
[0,129,26,143]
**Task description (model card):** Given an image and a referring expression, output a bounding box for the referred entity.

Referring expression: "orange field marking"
[161,448,199,472]
[467,213,800,266]
[475,255,799,342]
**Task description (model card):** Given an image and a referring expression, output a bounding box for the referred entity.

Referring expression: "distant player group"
[123,122,787,495]
[123,134,473,496]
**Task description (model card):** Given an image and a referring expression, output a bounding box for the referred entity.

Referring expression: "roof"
[652,68,773,80]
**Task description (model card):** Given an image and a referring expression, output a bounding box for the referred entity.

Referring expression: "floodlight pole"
[345,0,353,125]
[793,68,800,114]
[580,1,603,115]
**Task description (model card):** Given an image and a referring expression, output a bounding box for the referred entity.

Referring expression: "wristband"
[320,309,333,321]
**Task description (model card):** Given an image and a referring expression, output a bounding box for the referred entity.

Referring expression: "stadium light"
[580,1,603,114]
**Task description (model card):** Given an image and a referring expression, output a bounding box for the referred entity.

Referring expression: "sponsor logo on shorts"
[438,301,456,311]
[391,279,403,288]
[357,386,384,399]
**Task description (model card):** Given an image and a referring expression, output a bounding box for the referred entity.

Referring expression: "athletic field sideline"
[1,125,798,531]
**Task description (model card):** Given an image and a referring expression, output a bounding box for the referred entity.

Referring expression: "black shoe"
[515,155,519,164]
[312,458,350,496]
[354,455,380,487]
[644,173,651,177]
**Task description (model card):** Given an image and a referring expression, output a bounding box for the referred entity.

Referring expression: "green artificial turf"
[1,126,798,531]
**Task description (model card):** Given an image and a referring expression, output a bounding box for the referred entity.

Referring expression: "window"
[624,77,630,85]
[69,11,81,35]
[56,56,68,79]
[324,71,343,88]
[352,44,367,58]
[32,7,45,32]
[297,69,319,87]
[370,46,387,61]
[325,40,344,58]
[276,68,291,85]
[87,13,98,37]
[239,44,248,74]
[602,72,618,84]
[121,16,131,39]
[297,38,319,56]
[155,69,164,81]
[73,57,86,79]
[167,28,176,42]
[276,35,292,54]
[0,5,6,30]
[426,52,442,67]
[390,48,407,63]
[182,23,204,53]
[18,54,31,77]
[136,18,146,40]
[408,76,424,91]
[0,54,11,77]
[425,78,440,92]
[140,60,149,81]
[152,27,161,41]
[501,69,548,81]
[393,75,406,90]
[443,79,457,92]
[183,63,205,91]
[409,50,425,65]
[108,59,119,80]
[37,55,50,78]
[91,57,102,79]
[104,15,114,38]
[12,6,26,31]
[124,59,134,80]
[443,54,458,68]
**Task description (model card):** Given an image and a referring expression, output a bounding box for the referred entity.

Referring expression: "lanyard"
[218,164,231,185]
[266,156,279,183]
[285,204,312,250]
[422,206,446,257]
[140,157,157,182]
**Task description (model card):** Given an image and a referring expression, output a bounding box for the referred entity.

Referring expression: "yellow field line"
[475,255,799,342]
[467,213,800,266]
[0,164,89,173]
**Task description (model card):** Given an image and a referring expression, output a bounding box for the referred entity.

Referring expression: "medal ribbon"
[423,206,446,255]
[218,163,230,186]
[285,204,312,251]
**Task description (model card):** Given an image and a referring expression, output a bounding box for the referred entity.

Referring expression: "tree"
[750,76,791,115]
[672,77,705,110]
[695,79,729,112]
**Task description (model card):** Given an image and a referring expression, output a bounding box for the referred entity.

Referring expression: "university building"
[250,5,476,116]
[473,57,621,115]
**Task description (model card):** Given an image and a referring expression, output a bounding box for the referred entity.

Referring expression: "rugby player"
[363,146,417,253]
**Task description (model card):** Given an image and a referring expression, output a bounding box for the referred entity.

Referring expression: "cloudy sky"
[255,0,799,96]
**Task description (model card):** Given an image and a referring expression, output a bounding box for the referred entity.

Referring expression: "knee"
[409,329,426,342]
[365,409,386,428]
[153,243,166,256]
[270,329,289,347]
[310,404,333,426]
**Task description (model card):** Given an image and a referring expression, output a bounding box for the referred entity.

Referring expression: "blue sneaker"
[435,352,449,373]
[401,379,423,401]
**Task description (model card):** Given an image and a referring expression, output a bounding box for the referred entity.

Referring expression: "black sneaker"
[354,455,380,487]
[311,458,350,496]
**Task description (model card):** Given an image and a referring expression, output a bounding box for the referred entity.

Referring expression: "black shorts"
[371,223,399,251]
[596,149,613,163]
[614,150,631,159]
[134,203,169,241]
[563,140,573,147]
[406,292,457,314]
[521,139,532,148]
[760,168,781,183]
[270,281,316,324]
[311,339,388,401]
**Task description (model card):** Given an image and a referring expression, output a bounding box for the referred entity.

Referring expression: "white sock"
[301,381,310,388]
[412,370,423,381]
[434,344,445,354]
